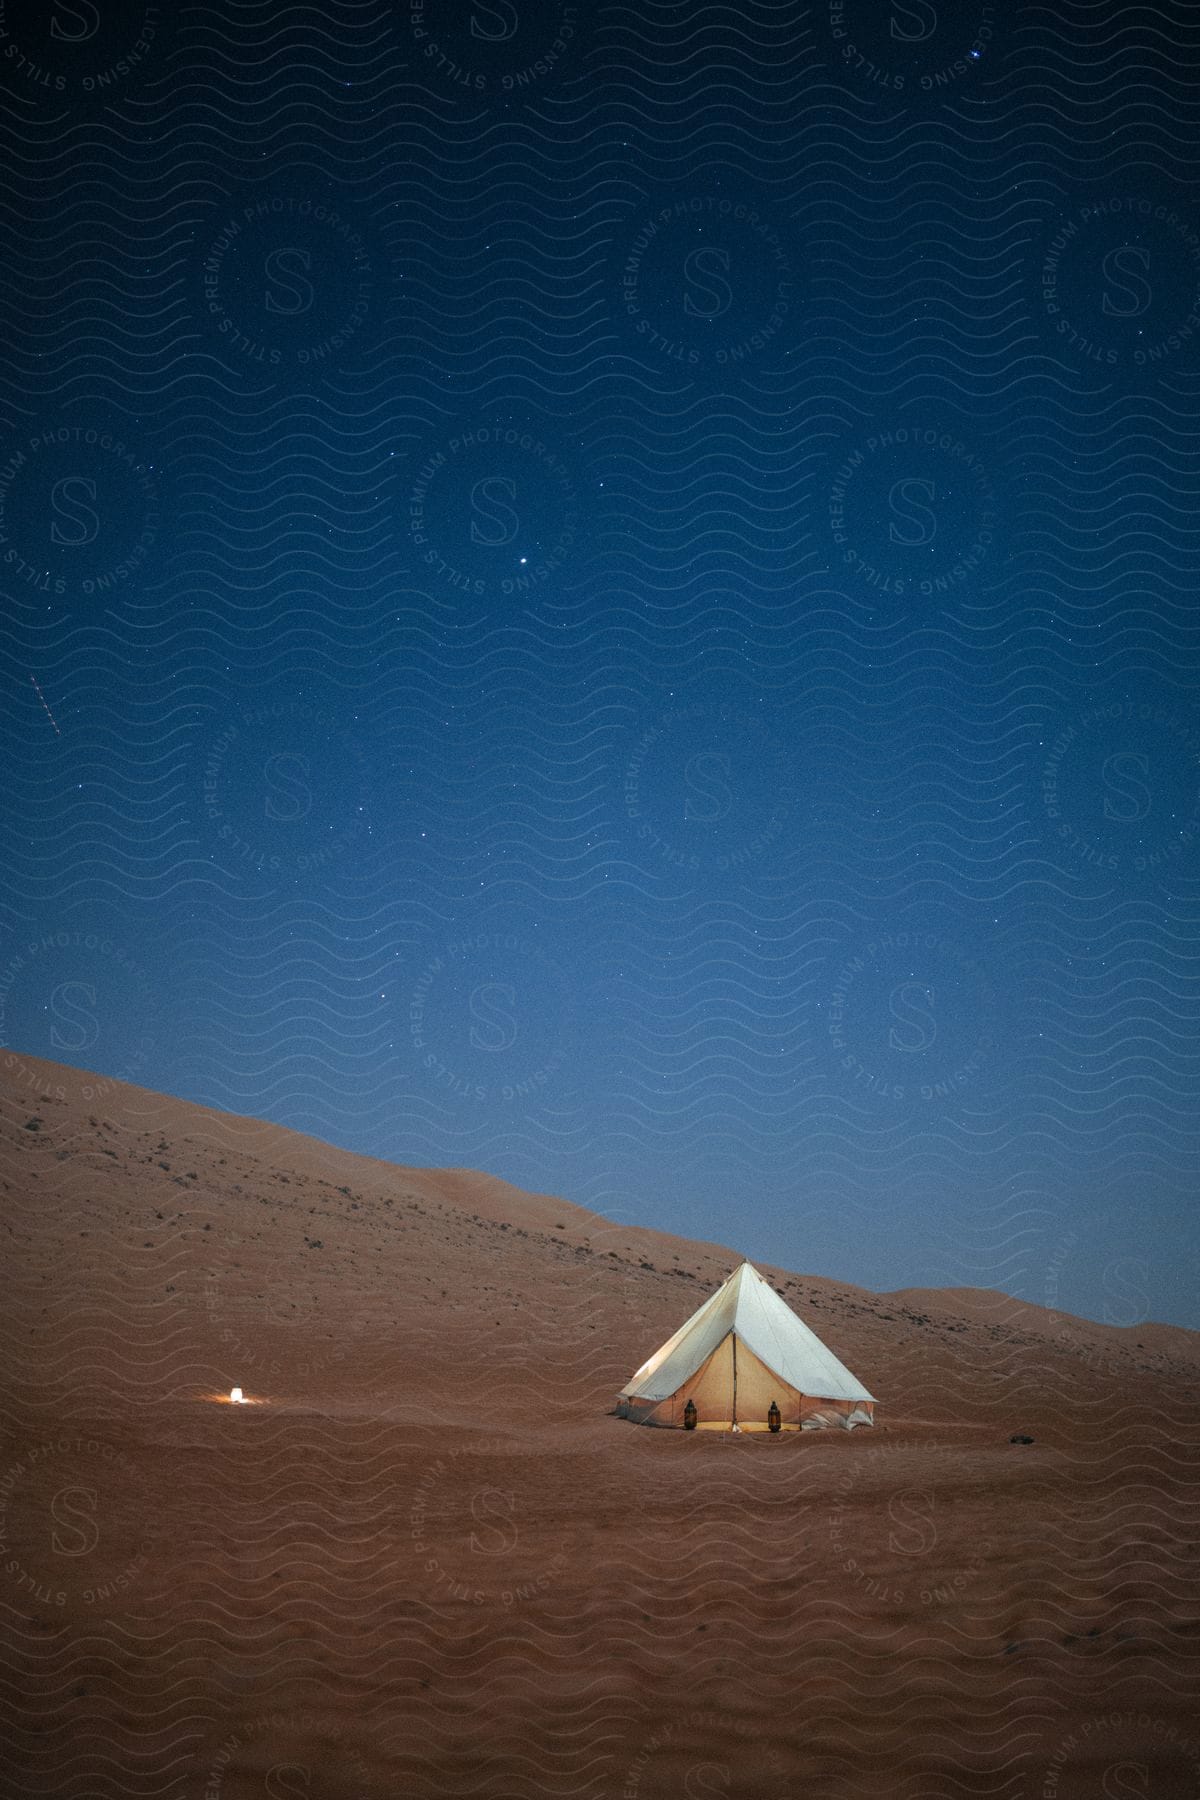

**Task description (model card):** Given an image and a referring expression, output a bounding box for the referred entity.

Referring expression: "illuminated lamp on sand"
[230,1387,247,1404]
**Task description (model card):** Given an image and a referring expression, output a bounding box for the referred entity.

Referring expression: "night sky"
[2,0,1199,1328]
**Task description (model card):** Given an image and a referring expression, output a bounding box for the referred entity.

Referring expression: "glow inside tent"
[617,1261,876,1431]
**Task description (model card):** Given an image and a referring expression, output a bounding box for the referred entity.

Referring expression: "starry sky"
[1,0,1199,1328]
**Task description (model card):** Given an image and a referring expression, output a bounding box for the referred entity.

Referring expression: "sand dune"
[1,1051,1198,1798]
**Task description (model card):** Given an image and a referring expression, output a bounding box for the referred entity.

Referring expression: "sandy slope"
[1,1050,1198,1800]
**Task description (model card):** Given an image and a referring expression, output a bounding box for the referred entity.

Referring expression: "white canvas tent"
[617,1261,876,1431]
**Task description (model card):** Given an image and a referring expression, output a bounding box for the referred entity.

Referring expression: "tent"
[616,1261,876,1431]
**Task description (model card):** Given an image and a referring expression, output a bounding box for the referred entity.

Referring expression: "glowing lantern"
[683,1398,697,1430]
[230,1386,246,1404]
[768,1400,781,1433]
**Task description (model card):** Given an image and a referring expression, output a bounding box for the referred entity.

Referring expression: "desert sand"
[1,1049,1198,1799]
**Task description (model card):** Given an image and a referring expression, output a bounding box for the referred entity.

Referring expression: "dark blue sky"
[2,1,1199,1327]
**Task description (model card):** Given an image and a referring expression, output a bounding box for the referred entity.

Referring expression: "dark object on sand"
[1010,1433,1034,1444]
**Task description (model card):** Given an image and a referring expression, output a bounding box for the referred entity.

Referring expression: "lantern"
[683,1398,697,1431]
[767,1400,781,1433]
[230,1386,246,1405]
